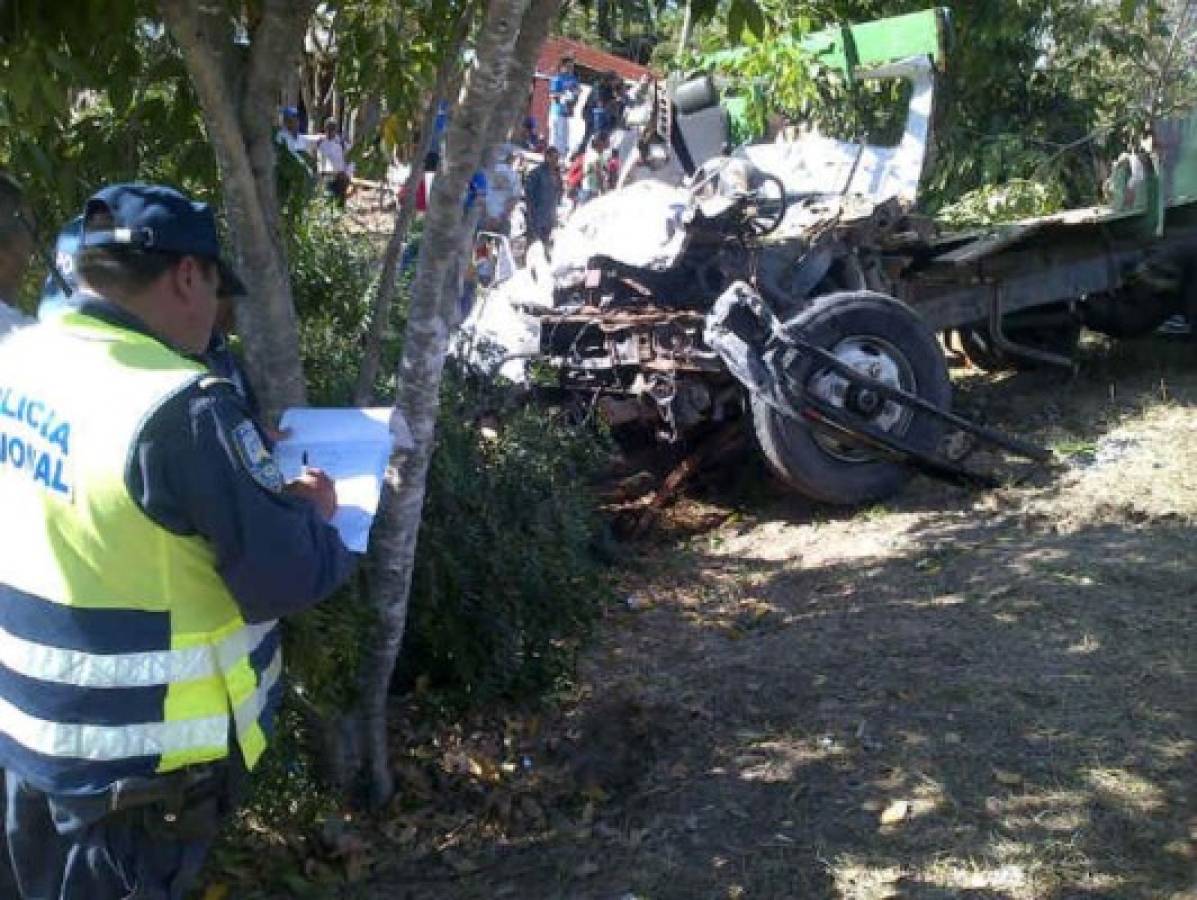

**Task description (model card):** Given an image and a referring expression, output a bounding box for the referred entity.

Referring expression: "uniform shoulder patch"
[231,420,284,493]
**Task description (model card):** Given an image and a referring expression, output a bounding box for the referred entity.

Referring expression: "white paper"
[274,407,413,553]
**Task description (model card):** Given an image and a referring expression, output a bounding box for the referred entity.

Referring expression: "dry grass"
[350,334,1197,900]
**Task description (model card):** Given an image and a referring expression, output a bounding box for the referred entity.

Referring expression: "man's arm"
[127,378,357,623]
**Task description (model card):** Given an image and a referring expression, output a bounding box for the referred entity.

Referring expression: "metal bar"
[800,400,1001,489]
[986,284,1074,370]
[781,333,1053,463]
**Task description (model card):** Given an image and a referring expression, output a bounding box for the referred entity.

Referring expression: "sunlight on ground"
[1086,767,1169,815]
[985,788,1091,833]
[832,857,1035,899]
[1032,404,1197,526]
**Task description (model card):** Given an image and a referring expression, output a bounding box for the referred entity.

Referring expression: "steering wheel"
[745,175,787,237]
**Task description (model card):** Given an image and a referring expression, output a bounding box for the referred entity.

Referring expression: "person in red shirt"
[398,151,439,213]
[606,148,621,191]
[564,149,585,201]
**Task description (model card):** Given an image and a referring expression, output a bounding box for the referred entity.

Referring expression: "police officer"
[36,217,264,418]
[35,215,82,323]
[0,183,356,899]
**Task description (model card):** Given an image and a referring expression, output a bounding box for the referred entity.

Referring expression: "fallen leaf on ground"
[880,800,911,825]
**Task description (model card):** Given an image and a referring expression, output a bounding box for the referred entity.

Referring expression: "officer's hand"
[286,468,337,521]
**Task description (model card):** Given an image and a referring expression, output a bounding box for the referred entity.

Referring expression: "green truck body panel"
[704,7,948,75]
[1155,111,1197,209]
[799,8,948,73]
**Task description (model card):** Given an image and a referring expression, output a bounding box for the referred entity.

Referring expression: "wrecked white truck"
[460,7,1197,506]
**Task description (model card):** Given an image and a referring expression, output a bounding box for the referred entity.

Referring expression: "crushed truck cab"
[457,6,1197,506]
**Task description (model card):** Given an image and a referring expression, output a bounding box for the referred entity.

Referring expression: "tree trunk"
[158,0,313,419]
[352,6,477,406]
[349,100,437,407]
[597,0,612,43]
[677,0,694,57]
[350,95,381,149]
[355,0,562,809]
[490,0,562,143]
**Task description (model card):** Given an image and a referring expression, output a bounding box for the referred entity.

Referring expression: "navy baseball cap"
[81,183,246,297]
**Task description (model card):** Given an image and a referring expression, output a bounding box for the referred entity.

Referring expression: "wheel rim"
[805,334,917,463]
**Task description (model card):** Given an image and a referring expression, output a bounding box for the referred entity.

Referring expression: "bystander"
[0,173,36,336]
[525,147,563,248]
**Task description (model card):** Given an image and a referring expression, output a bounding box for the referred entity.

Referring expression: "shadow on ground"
[357,336,1197,900]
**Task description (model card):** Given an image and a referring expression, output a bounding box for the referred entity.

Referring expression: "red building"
[527,36,655,136]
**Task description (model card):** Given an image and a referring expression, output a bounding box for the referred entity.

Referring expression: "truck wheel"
[1081,285,1176,338]
[752,291,951,506]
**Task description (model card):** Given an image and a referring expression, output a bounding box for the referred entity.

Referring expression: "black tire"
[752,291,951,506]
[1080,285,1177,338]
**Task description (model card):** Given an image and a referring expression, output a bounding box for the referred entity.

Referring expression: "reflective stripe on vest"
[0,313,281,789]
[0,644,281,762]
[0,620,277,687]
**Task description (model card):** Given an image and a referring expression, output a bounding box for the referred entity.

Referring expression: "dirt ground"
[254,332,1197,900]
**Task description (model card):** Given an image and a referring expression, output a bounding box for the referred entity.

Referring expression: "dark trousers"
[5,762,241,900]
[324,172,351,207]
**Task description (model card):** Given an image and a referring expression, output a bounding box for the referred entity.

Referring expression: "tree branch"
[158,0,309,417]
[356,0,535,810]
[243,0,320,215]
[489,0,563,145]
[352,1,480,405]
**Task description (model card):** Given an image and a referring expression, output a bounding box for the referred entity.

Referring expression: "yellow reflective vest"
[0,312,280,792]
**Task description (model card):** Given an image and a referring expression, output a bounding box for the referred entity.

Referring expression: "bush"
[936,177,1069,229]
[287,204,396,405]
[285,213,612,714]
[400,377,613,706]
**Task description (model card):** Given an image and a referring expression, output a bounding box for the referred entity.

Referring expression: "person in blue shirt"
[548,55,580,156]
[522,116,545,152]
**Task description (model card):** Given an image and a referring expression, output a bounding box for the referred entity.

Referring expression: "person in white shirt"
[484,147,522,233]
[314,118,354,207]
[274,107,318,213]
[275,107,318,163]
[578,132,610,206]
[0,173,36,337]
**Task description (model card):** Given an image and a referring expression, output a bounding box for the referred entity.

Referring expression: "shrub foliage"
[284,211,612,715]
[401,382,612,706]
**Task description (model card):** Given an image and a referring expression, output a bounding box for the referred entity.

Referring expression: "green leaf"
[742,0,766,39]
[691,0,719,25]
[727,0,745,42]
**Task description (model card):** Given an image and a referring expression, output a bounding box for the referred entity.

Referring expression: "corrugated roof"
[536,36,655,80]
[526,37,656,142]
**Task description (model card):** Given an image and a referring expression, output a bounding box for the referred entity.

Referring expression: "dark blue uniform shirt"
[81,299,356,622]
